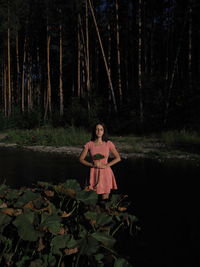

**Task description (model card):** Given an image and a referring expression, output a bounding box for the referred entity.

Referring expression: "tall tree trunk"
[85,0,90,111]
[164,6,189,125]
[16,32,20,106]
[44,24,52,119]
[3,46,7,116]
[7,8,11,117]
[77,23,81,97]
[21,36,27,113]
[188,1,192,91]
[27,51,32,112]
[79,14,88,98]
[108,22,112,104]
[164,1,170,102]
[115,0,122,106]
[59,23,64,116]
[138,0,144,124]
[87,0,118,113]
[36,46,41,106]
[150,18,155,75]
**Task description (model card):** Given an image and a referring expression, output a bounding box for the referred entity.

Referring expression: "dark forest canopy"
[0,0,199,133]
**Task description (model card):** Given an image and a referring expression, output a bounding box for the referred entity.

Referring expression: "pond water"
[0,147,199,267]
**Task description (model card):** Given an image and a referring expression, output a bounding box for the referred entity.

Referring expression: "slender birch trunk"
[108,22,111,103]
[150,19,155,75]
[16,32,20,106]
[59,23,64,116]
[21,36,27,113]
[188,2,192,90]
[85,0,90,111]
[138,0,144,124]
[87,0,117,112]
[77,24,81,97]
[115,0,122,105]
[79,14,88,98]
[4,47,7,116]
[7,11,11,116]
[164,6,189,125]
[27,51,32,111]
[36,46,41,106]
[44,23,52,119]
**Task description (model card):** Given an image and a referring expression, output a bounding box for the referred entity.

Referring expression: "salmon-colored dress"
[84,141,118,194]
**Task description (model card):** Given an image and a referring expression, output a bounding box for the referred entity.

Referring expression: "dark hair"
[91,122,109,141]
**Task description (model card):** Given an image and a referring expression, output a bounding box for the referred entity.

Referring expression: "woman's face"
[95,124,104,138]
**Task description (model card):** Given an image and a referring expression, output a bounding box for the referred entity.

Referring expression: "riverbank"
[0,135,199,162]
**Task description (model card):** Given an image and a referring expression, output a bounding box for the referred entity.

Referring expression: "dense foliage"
[0,179,139,266]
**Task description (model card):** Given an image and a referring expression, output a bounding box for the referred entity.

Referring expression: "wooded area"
[0,0,199,133]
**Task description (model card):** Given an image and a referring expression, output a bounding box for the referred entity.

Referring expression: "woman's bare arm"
[99,146,121,169]
[79,147,93,167]
[106,146,121,167]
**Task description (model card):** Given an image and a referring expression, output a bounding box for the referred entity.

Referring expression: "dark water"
[0,147,200,267]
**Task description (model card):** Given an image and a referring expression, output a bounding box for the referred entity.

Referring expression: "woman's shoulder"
[106,140,115,149]
[84,141,93,149]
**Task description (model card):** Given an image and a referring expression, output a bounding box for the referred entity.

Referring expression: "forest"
[0,0,200,134]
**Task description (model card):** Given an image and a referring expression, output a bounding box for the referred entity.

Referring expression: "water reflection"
[0,147,199,267]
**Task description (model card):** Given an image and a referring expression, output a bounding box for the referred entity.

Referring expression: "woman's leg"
[102,193,109,200]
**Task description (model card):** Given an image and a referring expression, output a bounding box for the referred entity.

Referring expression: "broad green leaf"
[79,235,99,256]
[16,256,30,267]
[29,259,43,267]
[96,212,113,226]
[37,181,53,189]
[0,213,12,232]
[13,210,40,241]
[51,234,70,255]
[6,189,20,200]
[94,253,104,262]
[77,190,98,205]
[40,214,61,234]
[110,194,121,204]
[0,184,8,197]
[84,211,112,226]
[62,179,81,192]
[84,211,98,221]
[33,197,48,209]
[128,215,138,223]
[93,153,105,160]
[14,191,40,208]
[66,236,78,248]
[91,232,116,248]
[0,235,12,251]
[114,258,133,267]
[42,254,57,267]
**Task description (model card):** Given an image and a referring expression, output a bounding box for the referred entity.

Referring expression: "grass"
[1,126,90,147]
[1,127,200,160]
[160,130,200,146]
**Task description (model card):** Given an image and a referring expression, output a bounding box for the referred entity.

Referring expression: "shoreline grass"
[0,128,200,160]
[1,126,90,147]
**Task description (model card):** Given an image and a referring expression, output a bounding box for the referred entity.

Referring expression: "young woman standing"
[79,122,121,200]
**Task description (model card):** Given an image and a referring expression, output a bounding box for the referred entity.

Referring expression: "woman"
[79,122,121,200]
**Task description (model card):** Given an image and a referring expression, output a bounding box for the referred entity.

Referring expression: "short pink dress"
[84,141,118,194]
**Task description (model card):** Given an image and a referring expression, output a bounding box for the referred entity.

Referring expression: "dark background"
[0,0,200,133]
